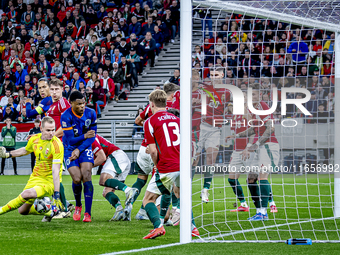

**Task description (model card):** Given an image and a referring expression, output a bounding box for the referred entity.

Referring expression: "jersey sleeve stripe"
[62,127,73,130]
[52,140,60,154]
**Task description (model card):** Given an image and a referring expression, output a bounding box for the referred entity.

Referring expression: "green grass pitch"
[0,174,339,255]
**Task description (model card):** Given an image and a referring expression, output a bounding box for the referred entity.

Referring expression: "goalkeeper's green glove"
[52,191,65,211]
[0,147,11,158]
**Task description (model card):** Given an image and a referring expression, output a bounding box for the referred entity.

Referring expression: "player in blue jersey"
[61,91,97,222]
[26,78,53,118]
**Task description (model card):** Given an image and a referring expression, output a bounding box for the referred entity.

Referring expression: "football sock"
[269,184,274,203]
[177,197,180,209]
[145,202,162,229]
[83,181,94,216]
[72,182,82,207]
[105,192,121,208]
[160,194,171,219]
[192,211,196,227]
[203,171,212,189]
[171,192,178,208]
[131,178,147,204]
[59,183,67,211]
[28,204,52,216]
[228,178,246,203]
[259,180,270,211]
[248,181,261,208]
[0,194,27,215]
[104,179,127,191]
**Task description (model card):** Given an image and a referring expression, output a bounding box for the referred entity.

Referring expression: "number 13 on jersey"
[163,122,180,147]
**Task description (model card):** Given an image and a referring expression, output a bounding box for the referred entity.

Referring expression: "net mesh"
[190,0,340,242]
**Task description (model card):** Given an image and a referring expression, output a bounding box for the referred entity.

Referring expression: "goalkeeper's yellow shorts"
[23,177,54,204]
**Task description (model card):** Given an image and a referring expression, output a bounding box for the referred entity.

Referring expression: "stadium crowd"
[0,0,180,121]
[194,11,335,122]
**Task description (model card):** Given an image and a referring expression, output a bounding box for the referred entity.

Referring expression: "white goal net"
[185,0,340,243]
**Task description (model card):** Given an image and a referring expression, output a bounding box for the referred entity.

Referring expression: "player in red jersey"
[169,69,202,228]
[225,93,256,213]
[131,84,179,220]
[46,79,71,139]
[88,134,138,221]
[198,67,231,203]
[141,90,180,239]
[230,83,279,220]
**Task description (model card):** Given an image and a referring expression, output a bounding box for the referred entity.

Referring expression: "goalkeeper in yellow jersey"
[0,116,68,221]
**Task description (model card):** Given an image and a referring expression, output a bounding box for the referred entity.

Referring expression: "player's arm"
[93,149,106,167]
[135,115,144,126]
[61,112,91,145]
[0,146,30,158]
[26,98,50,118]
[55,127,64,138]
[76,111,97,153]
[250,120,274,150]
[51,141,64,211]
[148,143,159,166]
[52,163,61,193]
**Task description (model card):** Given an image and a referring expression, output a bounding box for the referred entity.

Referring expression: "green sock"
[177,197,180,209]
[160,194,171,218]
[248,181,261,208]
[269,184,273,203]
[259,180,270,209]
[171,192,178,207]
[191,211,196,227]
[105,179,127,191]
[145,202,162,228]
[132,178,147,204]
[105,192,121,208]
[59,182,68,211]
[228,178,245,202]
[140,204,145,210]
[203,170,213,189]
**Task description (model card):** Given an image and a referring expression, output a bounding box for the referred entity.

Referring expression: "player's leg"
[142,171,179,239]
[1,157,5,175]
[80,162,94,222]
[23,183,70,221]
[258,171,270,217]
[200,124,221,203]
[132,146,154,219]
[256,143,280,219]
[0,188,37,215]
[247,172,262,220]
[269,184,278,213]
[229,151,249,212]
[201,146,219,203]
[170,185,180,225]
[68,165,83,221]
[143,190,164,239]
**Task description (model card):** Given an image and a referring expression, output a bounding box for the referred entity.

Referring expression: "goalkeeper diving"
[0,116,68,221]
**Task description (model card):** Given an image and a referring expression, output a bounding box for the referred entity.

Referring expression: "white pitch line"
[100,242,183,255]
[202,216,338,241]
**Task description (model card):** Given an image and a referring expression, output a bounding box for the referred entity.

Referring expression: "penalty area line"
[100,242,183,255]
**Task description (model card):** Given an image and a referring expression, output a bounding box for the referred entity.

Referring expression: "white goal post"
[180,0,340,243]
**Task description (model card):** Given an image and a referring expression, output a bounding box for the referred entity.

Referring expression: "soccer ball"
[34,197,52,213]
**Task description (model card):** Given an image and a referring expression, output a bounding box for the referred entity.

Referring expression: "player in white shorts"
[231,83,279,221]
[131,84,180,220]
[142,89,199,239]
[226,97,258,213]
[90,134,138,221]
[197,67,231,203]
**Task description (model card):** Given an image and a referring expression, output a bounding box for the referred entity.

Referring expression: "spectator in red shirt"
[100,70,115,100]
